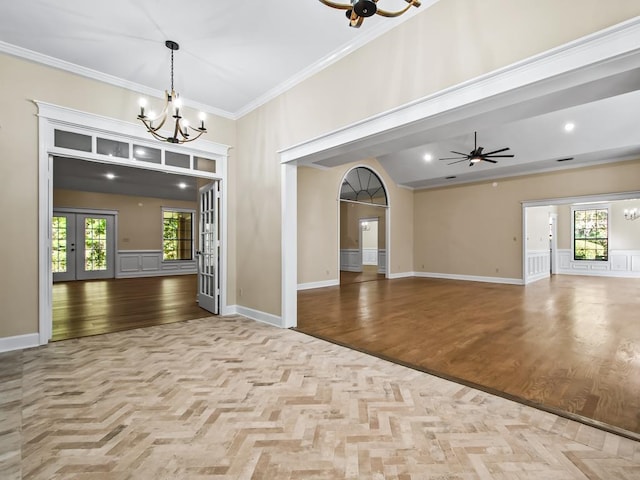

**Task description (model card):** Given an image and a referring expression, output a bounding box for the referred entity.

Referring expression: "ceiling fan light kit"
[439,131,514,167]
[137,40,207,144]
[319,0,421,28]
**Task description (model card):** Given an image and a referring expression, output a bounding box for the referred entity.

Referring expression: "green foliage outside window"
[574,209,608,261]
[85,218,107,271]
[163,211,193,261]
[52,216,67,273]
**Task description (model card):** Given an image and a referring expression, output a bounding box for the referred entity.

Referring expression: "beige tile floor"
[1,316,639,479]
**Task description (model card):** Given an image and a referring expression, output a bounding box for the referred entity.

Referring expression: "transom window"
[163,209,194,261]
[340,167,388,205]
[573,207,608,261]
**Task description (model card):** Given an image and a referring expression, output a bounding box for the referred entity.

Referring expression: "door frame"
[549,213,558,275]
[53,207,118,282]
[37,102,231,344]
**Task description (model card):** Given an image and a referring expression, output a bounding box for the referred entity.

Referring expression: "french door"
[52,211,115,282]
[197,182,220,314]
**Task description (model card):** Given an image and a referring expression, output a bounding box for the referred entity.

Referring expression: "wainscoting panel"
[340,249,361,272]
[378,249,386,274]
[362,248,377,266]
[340,249,387,273]
[556,249,640,278]
[526,250,550,284]
[117,250,197,278]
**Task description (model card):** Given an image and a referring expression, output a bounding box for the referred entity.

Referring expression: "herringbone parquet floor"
[2,316,639,479]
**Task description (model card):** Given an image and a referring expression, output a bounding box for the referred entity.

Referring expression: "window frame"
[571,204,610,262]
[161,207,196,262]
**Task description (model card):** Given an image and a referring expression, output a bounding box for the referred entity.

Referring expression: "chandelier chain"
[170,48,174,93]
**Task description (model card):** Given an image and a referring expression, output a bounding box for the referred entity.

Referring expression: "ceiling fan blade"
[476,147,483,155]
[449,151,469,156]
[482,147,510,155]
[439,156,466,161]
[485,154,514,158]
[482,159,498,164]
[447,159,469,165]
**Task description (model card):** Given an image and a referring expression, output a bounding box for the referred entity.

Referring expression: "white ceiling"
[1,1,639,192]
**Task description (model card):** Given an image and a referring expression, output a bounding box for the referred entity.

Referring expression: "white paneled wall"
[339,249,361,272]
[340,249,386,273]
[526,250,550,283]
[362,248,377,265]
[557,249,640,277]
[117,250,197,278]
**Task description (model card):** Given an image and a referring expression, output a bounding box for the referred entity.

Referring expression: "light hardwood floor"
[297,274,640,439]
[52,275,211,341]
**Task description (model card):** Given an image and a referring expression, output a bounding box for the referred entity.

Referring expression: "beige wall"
[340,202,387,250]
[53,190,197,251]
[413,160,640,279]
[298,159,411,285]
[0,52,235,338]
[556,204,571,249]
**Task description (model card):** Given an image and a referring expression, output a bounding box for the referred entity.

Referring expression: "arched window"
[340,167,388,205]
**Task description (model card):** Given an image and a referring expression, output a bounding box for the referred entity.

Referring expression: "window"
[163,209,194,261]
[340,167,388,205]
[573,207,608,261]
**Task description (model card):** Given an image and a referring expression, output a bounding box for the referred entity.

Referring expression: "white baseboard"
[387,271,415,279]
[298,279,339,291]
[556,269,640,278]
[526,272,551,284]
[233,305,283,328]
[116,269,197,279]
[0,333,40,353]
[340,266,362,273]
[415,271,524,285]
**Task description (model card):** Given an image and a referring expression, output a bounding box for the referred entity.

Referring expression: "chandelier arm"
[149,114,168,132]
[318,0,352,10]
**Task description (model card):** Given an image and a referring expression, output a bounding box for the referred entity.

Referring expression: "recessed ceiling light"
[105,173,115,180]
[423,153,433,162]
[178,182,187,189]
[564,122,575,132]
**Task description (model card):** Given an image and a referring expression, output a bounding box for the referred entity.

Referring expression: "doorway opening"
[338,166,388,285]
[37,102,230,344]
[51,157,221,341]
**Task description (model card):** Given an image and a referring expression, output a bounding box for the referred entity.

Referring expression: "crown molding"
[233,0,440,119]
[0,40,235,120]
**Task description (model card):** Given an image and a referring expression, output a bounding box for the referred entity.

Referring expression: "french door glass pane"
[52,216,67,273]
[85,218,107,271]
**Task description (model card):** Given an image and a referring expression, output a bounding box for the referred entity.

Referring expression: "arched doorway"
[338,166,389,284]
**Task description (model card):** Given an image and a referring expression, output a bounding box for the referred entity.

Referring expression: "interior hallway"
[53,275,211,341]
[297,274,640,440]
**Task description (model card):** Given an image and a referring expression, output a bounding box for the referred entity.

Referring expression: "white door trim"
[38,103,230,345]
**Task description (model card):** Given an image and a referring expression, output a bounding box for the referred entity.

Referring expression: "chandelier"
[137,40,207,144]
[624,207,639,221]
[319,0,421,28]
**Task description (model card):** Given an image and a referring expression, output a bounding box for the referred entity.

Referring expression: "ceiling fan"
[439,131,514,166]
